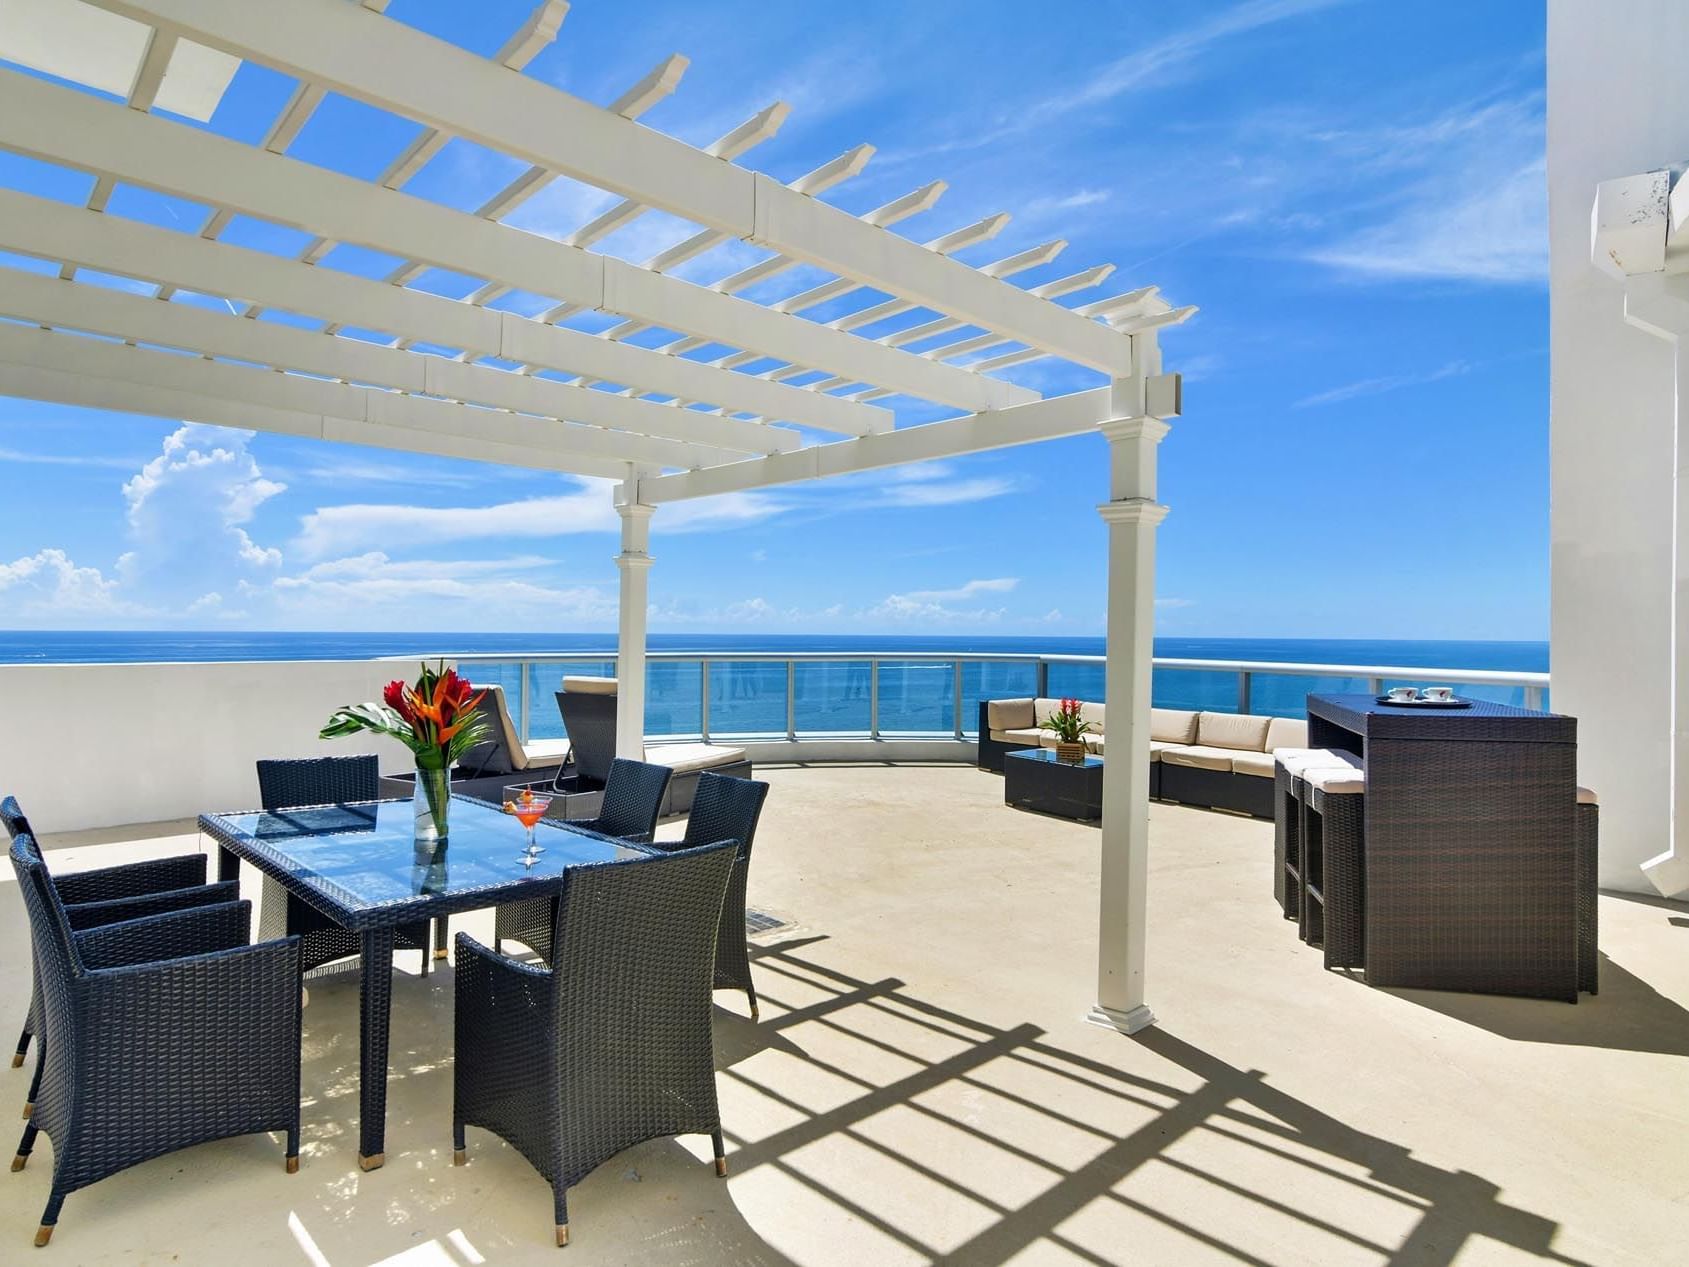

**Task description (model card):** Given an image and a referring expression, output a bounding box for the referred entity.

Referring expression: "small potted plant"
[1041,697,1095,764]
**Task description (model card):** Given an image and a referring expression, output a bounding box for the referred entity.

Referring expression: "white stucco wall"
[1548,0,1689,889]
[0,659,419,833]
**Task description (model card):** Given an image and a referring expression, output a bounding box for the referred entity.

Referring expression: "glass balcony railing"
[428,651,1551,746]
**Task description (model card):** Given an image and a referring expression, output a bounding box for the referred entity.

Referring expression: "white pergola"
[0,0,1190,1034]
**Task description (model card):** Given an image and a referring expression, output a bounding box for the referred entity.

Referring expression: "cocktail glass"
[502,786,555,862]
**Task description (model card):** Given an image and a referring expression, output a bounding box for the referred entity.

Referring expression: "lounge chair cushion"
[1196,711,1273,752]
[471,683,568,772]
[561,675,617,696]
[1149,740,1185,761]
[1151,708,1199,744]
[645,742,749,775]
[987,698,1035,730]
[1159,744,1237,772]
[1265,717,1309,750]
[1230,750,1278,779]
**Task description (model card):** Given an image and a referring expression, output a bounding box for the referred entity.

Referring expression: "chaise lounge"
[555,677,753,817]
[978,697,1308,819]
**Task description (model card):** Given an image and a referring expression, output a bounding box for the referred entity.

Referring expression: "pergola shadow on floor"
[4,764,1682,1262]
[722,937,1591,1267]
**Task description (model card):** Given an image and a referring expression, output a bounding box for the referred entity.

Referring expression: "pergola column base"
[1084,1003,1157,1035]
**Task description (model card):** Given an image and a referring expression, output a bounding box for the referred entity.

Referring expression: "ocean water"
[0,631,1548,737]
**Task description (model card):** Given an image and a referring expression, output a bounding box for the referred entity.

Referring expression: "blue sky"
[0,0,1547,639]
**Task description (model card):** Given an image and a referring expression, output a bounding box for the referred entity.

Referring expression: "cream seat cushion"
[1306,765,1365,795]
[999,727,1046,747]
[1230,751,1277,779]
[1577,786,1598,805]
[1197,711,1273,752]
[1159,744,1237,772]
[475,683,568,771]
[1265,716,1309,750]
[561,675,617,695]
[1150,708,1199,744]
[1083,733,1104,754]
[644,742,748,775]
[987,698,1035,730]
[1148,740,1183,761]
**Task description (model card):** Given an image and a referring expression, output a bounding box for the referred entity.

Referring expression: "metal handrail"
[398,650,1549,743]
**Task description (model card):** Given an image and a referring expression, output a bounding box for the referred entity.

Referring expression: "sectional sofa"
[977,698,1309,819]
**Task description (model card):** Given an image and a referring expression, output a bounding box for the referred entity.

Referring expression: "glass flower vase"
[413,761,451,848]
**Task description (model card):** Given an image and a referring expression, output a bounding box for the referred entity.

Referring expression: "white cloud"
[901,577,1019,603]
[0,446,146,470]
[887,0,1347,161]
[0,548,128,615]
[1305,93,1546,286]
[1296,359,1473,408]
[292,482,619,559]
[864,577,1022,625]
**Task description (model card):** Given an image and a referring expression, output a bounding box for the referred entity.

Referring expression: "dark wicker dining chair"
[254,756,437,975]
[8,835,302,1247]
[655,772,770,1020]
[3,795,237,1116]
[493,757,673,960]
[453,840,737,1248]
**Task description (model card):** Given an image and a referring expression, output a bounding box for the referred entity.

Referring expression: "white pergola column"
[614,495,655,760]
[1087,365,1175,1036]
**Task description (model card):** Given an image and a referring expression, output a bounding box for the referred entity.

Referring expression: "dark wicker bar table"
[199,797,644,1169]
[1305,694,1579,1001]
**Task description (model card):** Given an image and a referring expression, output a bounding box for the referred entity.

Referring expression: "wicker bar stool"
[1272,749,1357,921]
[1306,766,1367,970]
[1577,786,1599,995]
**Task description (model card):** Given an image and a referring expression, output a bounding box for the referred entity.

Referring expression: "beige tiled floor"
[1,763,1685,1264]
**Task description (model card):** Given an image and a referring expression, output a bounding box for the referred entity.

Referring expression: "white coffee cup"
[1421,686,1455,702]
[1386,686,1417,703]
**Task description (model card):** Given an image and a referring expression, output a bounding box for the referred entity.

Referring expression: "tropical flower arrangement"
[321,662,491,843]
[1041,697,1095,763]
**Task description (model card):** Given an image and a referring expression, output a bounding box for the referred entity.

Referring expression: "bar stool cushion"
[1306,766,1366,795]
[1277,748,1359,776]
[1577,786,1598,805]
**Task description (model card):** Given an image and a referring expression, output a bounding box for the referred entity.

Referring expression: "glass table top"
[203,796,645,918]
[1005,748,1103,770]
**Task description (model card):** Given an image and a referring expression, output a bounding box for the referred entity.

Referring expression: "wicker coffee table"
[1004,748,1103,821]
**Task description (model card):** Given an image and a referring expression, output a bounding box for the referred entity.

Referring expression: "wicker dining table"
[198,795,645,1170]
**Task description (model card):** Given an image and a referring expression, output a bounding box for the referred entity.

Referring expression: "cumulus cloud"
[0,549,130,616]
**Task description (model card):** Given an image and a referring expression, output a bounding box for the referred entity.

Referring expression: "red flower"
[383,679,416,726]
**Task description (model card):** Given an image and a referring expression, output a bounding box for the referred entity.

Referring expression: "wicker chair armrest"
[454,932,554,1063]
[64,879,240,930]
[577,820,652,844]
[52,852,209,904]
[74,900,253,970]
[80,935,303,1066]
